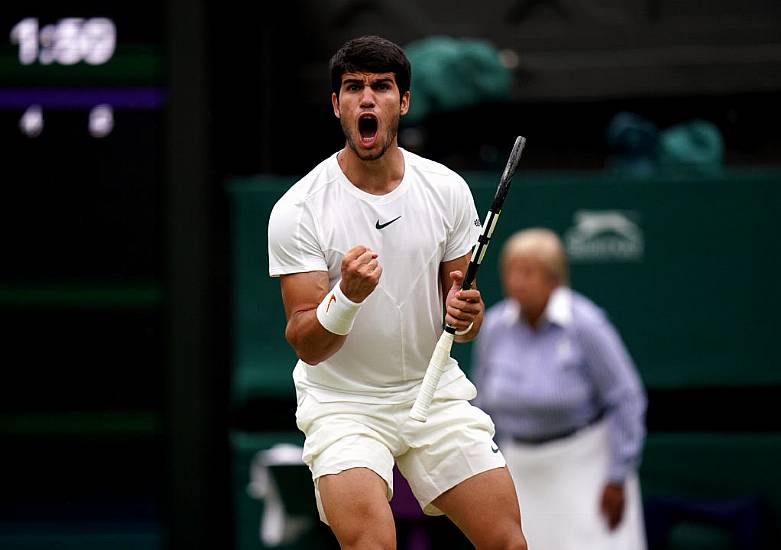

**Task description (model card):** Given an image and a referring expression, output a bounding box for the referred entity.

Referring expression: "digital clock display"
[11,17,117,66]
[1,4,165,282]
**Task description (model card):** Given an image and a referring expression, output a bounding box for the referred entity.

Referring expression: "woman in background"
[472,227,647,550]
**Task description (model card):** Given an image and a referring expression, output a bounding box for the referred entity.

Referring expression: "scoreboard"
[1,3,166,411]
[1,4,164,284]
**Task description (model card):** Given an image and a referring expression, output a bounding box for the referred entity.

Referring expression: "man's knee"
[480,523,527,550]
[506,529,528,550]
[320,474,395,550]
[327,500,395,550]
[334,527,395,550]
[497,531,527,550]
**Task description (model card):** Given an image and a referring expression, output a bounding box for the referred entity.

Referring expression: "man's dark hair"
[329,35,411,99]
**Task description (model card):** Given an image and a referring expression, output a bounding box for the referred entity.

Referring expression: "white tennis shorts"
[295,380,506,523]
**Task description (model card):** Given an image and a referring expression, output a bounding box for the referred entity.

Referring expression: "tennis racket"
[409,135,527,422]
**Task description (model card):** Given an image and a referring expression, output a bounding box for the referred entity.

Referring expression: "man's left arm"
[440,253,483,342]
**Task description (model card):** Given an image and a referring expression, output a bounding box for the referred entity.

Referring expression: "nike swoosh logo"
[491,445,500,453]
[375,216,401,230]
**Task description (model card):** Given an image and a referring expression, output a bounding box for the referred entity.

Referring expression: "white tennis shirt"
[268,148,481,403]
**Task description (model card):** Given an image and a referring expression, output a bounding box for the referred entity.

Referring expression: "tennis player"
[268,35,527,549]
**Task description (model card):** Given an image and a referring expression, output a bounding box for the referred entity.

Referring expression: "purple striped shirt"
[472,287,647,481]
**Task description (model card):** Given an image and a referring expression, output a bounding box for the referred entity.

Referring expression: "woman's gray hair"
[500,228,569,285]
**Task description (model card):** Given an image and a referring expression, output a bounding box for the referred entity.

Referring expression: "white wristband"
[316,281,362,336]
[455,322,474,336]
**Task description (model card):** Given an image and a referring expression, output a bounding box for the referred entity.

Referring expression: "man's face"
[332,71,410,161]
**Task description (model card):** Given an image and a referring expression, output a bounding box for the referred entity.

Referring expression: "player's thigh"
[318,467,396,548]
[398,397,505,515]
[433,466,527,550]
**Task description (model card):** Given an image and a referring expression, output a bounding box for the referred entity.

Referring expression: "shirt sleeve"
[443,175,481,262]
[576,314,647,482]
[267,194,328,277]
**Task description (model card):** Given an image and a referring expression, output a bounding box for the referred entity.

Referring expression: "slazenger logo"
[564,210,644,262]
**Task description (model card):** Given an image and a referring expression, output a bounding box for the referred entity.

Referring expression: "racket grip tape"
[409,332,455,422]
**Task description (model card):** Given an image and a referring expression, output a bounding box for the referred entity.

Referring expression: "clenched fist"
[339,245,382,303]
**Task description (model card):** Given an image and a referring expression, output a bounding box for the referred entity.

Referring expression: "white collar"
[544,286,573,327]
[501,299,521,326]
[502,286,572,327]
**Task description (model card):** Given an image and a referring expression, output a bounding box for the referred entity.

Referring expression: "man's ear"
[400,90,410,116]
[331,92,340,118]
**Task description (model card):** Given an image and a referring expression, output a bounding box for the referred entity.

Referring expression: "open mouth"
[358,114,378,144]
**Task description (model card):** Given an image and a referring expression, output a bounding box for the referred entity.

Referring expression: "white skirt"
[502,419,646,550]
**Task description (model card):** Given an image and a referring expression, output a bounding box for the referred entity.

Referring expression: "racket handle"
[409,331,455,422]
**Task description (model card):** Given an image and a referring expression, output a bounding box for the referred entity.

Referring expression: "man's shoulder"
[403,148,465,184]
[273,154,339,210]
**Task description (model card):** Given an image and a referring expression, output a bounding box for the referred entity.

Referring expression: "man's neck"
[337,145,405,196]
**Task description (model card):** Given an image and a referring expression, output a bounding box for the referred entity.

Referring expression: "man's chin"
[357,149,386,161]
[349,140,387,162]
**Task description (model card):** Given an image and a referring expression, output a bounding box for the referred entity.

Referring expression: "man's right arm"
[280,270,347,365]
[280,245,382,365]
